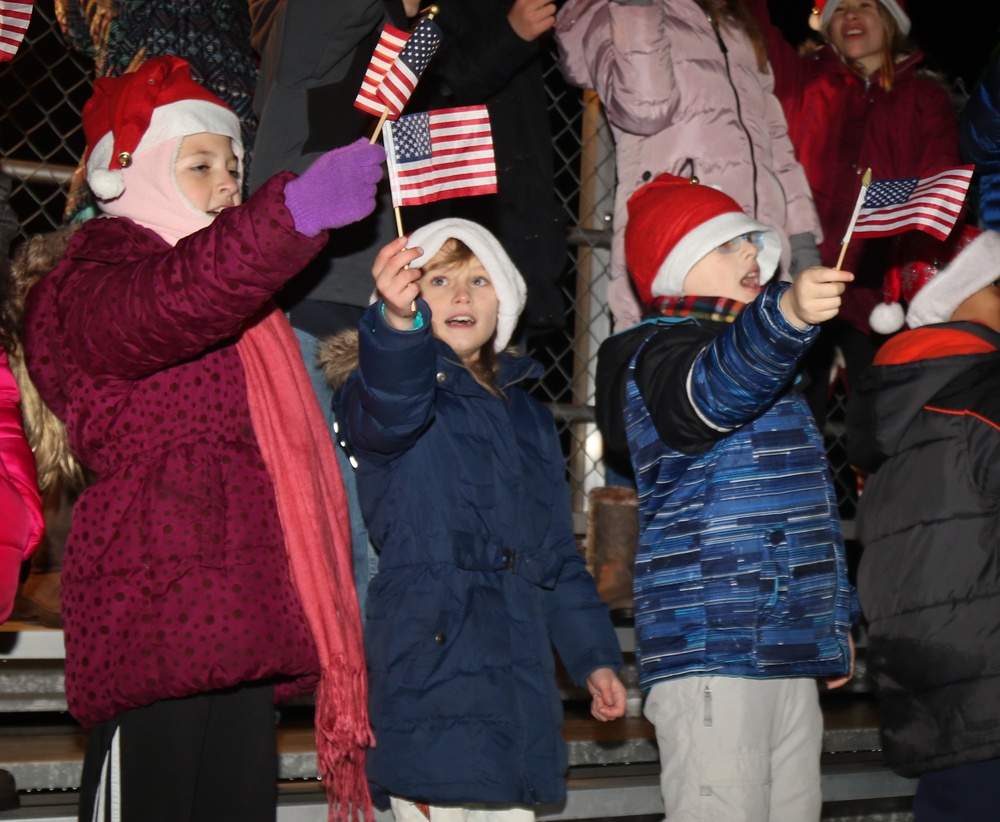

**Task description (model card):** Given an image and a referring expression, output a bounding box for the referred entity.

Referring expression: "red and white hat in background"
[868,224,1000,333]
[82,55,241,201]
[809,0,911,36]
[624,173,781,309]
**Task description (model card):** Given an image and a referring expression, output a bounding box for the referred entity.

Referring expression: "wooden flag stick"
[836,167,872,270]
[370,108,391,144]
[393,207,417,314]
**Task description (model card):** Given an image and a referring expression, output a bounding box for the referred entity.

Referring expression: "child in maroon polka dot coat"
[21,56,384,822]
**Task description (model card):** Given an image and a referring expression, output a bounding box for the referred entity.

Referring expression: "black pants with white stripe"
[78,683,277,822]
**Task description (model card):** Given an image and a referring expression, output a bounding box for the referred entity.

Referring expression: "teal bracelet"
[380,301,424,330]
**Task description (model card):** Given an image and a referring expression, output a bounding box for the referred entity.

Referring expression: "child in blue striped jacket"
[595,172,857,822]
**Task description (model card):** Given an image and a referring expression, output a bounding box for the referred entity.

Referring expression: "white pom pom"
[869,301,905,335]
[88,169,125,201]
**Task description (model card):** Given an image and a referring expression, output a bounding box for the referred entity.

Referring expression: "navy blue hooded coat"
[330,302,623,807]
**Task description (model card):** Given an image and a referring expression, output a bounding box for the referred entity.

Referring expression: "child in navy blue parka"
[326,218,626,821]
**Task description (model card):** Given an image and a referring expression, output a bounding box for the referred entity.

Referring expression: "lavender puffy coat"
[23,175,325,727]
[555,0,821,331]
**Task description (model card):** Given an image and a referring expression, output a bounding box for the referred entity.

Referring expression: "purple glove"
[283,138,386,236]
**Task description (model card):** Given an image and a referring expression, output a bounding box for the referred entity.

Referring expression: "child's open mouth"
[446,316,476,326]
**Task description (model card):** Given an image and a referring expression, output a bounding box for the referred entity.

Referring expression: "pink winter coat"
[0,349,43,623]
[22,175,324,727]
[555,0,821,331]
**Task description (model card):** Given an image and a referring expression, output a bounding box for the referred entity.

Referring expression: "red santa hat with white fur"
[809,0,911,36]
[868,225,1000,333]
[624,173,781,308]
[83,55,242,201]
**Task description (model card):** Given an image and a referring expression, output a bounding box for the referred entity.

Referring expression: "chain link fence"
[0,2,857,528]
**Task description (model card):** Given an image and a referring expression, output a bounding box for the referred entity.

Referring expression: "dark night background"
[766,0,1000,92]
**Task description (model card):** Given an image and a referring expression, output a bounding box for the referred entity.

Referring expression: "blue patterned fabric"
[623,285,854,689]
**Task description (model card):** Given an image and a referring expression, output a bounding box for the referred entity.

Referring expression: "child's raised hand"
[780,266,855,329]
[373,236,424,330]
[283,138,386,237]
[586,667,628,722]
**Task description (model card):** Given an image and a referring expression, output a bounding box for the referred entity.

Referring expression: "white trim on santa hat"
[819,0,911,36]
[650,211,782,300]
[906,231,1000,329]
[407,218,527,351]
[87,99,242,201]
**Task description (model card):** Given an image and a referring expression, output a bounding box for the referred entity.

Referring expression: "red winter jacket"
[745,0,961,333]
[22,174,325,726]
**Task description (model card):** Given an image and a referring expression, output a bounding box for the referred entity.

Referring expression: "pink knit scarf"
[236,303,372,822]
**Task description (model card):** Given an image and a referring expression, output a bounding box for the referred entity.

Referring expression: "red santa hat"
[624,173,781,308]
[809,0,911,36]
[869,224,995,333]
[83,55,241,201]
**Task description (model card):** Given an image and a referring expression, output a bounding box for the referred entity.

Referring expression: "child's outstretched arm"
[779,266,855,329]
[282,138,385,237]
[373,236,424,330]
[586,667,627,722]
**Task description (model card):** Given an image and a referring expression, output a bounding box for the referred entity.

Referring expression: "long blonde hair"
[824,1,917,91]
[2,228,87,495]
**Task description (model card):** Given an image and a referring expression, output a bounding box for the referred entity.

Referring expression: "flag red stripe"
[354,25,407,115]
[852,166,973,240]
[384,105,498,207]
[396,168,499,191]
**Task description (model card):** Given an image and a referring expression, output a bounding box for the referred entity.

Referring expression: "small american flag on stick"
[376,16,442,119]
[383,106,497,208]
[852,166,975,241]
[354,23,409,117]
[1,1,33,62]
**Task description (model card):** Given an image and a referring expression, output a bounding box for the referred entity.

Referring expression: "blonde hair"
[2,228,88,495]
[824,1,917,91]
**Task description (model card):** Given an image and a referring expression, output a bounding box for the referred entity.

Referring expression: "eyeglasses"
[716,232,764,254]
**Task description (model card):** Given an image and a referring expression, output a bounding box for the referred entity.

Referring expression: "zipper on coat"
[703,682,713,727]
[708,13,759,218]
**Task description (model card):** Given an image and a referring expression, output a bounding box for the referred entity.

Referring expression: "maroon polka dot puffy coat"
[22,174,326,727]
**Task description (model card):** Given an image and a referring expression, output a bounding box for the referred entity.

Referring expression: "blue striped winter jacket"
[595,284,854,690]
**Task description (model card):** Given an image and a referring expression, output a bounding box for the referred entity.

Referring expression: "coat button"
[436,372,446,382]
[435,633,446,645]
[501,548,514,569]
[641,170,652,181]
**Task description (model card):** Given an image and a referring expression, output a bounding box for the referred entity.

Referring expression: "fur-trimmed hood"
[317,328,359,391]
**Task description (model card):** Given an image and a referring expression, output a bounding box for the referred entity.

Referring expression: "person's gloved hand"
[283,138,386,236]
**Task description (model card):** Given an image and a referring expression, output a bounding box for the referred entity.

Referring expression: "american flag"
[383,106,497,208]
[376,17,442,119]
[1,1,33,62]
[853,166,975,241]
[353,23,409,117]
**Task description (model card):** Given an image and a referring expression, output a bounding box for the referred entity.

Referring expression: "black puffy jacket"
[848,321,1000,777]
